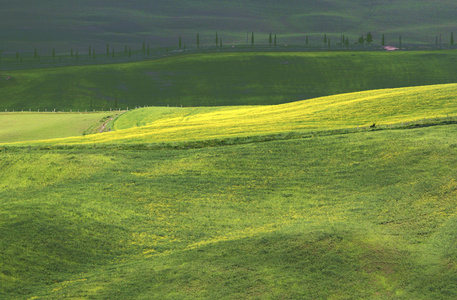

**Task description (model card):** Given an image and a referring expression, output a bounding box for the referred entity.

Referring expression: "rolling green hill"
[2,124,457,299]
[3,83,457,146]
[2,80,457,298]
[1,0,457,53]
[3,51,457,111]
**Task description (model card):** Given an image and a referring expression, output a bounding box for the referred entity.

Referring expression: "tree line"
[4,31,457,65]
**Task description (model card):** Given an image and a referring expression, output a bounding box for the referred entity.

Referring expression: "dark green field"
[3,51,457,111]
[1,0,457,54]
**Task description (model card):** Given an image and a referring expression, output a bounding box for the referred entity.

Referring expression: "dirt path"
[99,111,126,133]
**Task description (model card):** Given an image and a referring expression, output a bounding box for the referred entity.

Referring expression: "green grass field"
[1,81,457,298]
[2,123,457,299]
[3,51,457,111]
[3,1,457,298]
[0,112,115,143]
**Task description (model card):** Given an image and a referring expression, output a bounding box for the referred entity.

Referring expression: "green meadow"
[3,51,457,111]
[2,123,457,299]
[0,112,115,143]
[3,0,457,298]
[1,28,457,298]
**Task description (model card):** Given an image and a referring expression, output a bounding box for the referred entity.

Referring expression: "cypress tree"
[269,33,272,46]
[215,32,218,47]
[451,32,454,45]
[251,32,254,46]
[358,35,365,45]
[382,34,385,46]
[306,35,308,45]
[366,32,373,44]
[274,34,277,47]
[197,33,200,49]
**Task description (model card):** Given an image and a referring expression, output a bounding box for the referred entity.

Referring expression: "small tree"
[269,33,272,46]
[274,34,277,47]
[381,34,385,46]
[251,32,254,46]
[306,35,308,45]
[451,32,454,45]
[215,32,218,47]
[358,35,365,45]
[366,32,373,44]
[197,33,200,49]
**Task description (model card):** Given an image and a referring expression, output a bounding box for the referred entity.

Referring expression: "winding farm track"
[99,111,126,133]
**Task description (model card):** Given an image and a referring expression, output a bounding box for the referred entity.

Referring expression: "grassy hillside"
[5,83,457,146]
[2,124,457,299]
[1,0,457,53]
[3,51,457,111]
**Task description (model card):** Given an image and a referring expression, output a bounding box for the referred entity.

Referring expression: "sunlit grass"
[0,112,114,143]
[6,83,457,146]
[2,124,457,298]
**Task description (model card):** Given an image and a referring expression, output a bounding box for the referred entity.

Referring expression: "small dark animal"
[370,123,376,128]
